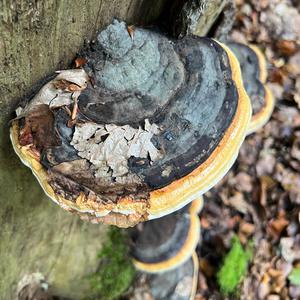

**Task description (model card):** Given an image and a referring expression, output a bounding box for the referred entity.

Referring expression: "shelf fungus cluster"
[10,20,252,228]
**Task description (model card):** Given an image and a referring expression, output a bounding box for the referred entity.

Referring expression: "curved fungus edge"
[247,84,275,135]
[132,205,201,273]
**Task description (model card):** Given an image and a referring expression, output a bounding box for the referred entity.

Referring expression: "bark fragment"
[71,119,162,178]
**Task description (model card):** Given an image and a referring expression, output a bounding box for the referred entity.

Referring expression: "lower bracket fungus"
[10,20,251,227]
[142,252,199,300]
[129,198,203,273]
[227,42,275,135]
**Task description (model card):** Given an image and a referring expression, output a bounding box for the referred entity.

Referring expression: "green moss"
[217,236,253,295]
[88,227,136,300]
[288,268,300,286]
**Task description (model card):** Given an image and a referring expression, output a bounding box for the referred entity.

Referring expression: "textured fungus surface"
[11,20,251,227]
[228,42,274,134]
[69,21,239,190]
[227,42,265,114]
[129,198,202,273]
[130,210,191,264]
[146,252,199,300]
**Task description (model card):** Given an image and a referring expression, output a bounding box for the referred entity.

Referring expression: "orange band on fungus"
[247,84,275,135]
[248,44,268,83]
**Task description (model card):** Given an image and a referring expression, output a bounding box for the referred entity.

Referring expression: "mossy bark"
[0,1,167,299]
[0,1,226,299]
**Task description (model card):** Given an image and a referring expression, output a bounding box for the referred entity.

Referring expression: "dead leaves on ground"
[197,1,300,295]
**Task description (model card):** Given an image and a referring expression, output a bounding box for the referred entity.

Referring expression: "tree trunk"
[0,1,230,299]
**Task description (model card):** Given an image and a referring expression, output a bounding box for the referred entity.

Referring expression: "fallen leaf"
[268,67,286,85]
[268,213,289,237]
[53,79,82,92]
[276,40,297,56]
[127,25,135,40]
[268,268,283,278]
[74,57,87,68]
[235,172,253,193]
[256,153,276,177]
[19,104,60,152]
[200,217,210,229]
[199,258,215,277]
[280,237,300,263]
[240,222,255,236]
[258,274,271,300]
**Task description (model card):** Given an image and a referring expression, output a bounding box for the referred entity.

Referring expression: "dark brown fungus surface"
[142,252,199,300]
[129,198,202,273]
[10,20,251,227]
[227,42,274,134]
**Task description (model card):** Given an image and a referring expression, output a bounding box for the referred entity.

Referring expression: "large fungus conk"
[129,198,202,273]
[227,42,274,135]
[10,20,251,227]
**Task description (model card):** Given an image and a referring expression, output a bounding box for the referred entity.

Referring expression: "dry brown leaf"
[259,176,276,207]
[256,153,276,177]
[268,68,287,85]
[235,172,253,193]
[288,51,300,76]
[258,273,271,300]
[200,217,210,229]
[53,79,82,92]
[276,40,298,56]
[268,215,289,238]
[127,25,135,40]
[268,268,283,278]
[19,104,60,152]
[199,258,214,277]
[74,57,87,68]
[240,221,255,235]
[223,191,249,214]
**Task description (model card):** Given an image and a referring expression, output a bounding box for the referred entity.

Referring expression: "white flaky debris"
[71,119,162,177]
[17,69,89,116]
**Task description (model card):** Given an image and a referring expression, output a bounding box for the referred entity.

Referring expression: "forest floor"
[196,0,300,299]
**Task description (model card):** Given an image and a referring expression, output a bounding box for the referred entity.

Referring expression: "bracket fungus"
[141,252,199,300]
[227,42,274,135]
[129,198,203,273]
[10,20,251,227]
